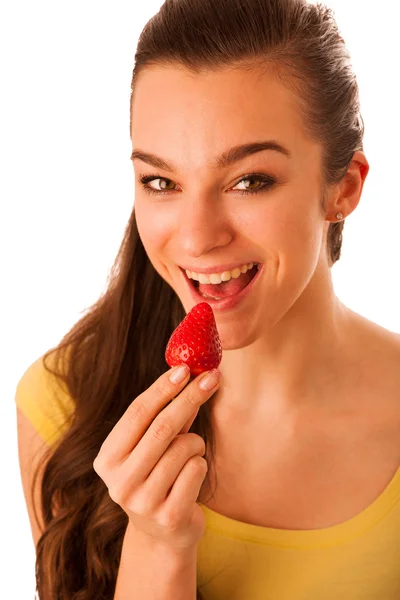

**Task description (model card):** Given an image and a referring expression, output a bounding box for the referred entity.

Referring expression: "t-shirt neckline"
[199,466,400,548]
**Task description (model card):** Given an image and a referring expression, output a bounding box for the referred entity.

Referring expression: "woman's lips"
[180,263,264,311]
[194,265,258,299]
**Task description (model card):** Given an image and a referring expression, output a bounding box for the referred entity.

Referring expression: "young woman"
[16,0,400,598]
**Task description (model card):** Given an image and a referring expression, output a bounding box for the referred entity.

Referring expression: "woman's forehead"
[130,66,312,166]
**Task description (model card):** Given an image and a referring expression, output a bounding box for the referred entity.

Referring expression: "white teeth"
[198,273,211,284]
[220,271,232,282]
[209,273,223,284]
[186,262,257,285]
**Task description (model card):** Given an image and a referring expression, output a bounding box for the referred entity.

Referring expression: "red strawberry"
[165,302,222,377]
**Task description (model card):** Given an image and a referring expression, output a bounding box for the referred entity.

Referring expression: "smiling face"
[131,65,334,346]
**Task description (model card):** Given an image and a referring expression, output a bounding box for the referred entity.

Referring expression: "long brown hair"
[32,0,364,597]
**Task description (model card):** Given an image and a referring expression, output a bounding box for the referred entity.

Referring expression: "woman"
[15,0,400,598]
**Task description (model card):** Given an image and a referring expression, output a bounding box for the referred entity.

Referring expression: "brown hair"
[31,0,364,597]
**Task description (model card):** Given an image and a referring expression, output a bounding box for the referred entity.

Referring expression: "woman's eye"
[138,172,277,196]
[234,175,276,194]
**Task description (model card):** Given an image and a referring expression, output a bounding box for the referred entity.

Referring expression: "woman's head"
[129,0,368,348]
[34,1,367,599]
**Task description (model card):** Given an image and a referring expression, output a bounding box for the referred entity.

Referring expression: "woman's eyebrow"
[130,140,292,173]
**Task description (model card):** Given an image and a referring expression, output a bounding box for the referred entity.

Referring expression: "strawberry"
[165,302,222,377]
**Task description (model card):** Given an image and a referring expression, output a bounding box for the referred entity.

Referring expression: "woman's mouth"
[180,263,263,311]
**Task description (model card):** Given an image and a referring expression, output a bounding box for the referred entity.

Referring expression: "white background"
[1,1,399,597]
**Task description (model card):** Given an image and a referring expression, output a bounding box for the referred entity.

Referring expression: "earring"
[336,212,344,220]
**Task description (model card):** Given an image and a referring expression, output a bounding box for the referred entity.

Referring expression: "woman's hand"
[93,364,221,554]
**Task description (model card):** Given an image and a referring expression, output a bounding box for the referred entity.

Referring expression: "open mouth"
[183,263,261,300]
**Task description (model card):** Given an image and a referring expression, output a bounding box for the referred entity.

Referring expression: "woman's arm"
[114,522,198,600]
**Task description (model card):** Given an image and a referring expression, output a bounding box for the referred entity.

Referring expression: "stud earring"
[336,212,344,220]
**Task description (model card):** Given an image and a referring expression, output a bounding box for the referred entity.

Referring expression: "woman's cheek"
[136,205,171,249]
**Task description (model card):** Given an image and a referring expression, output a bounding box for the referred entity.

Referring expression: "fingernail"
[199,369,221,391]
[169,364,190,384]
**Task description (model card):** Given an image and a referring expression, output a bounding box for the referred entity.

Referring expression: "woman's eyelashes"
[138,172,277,196]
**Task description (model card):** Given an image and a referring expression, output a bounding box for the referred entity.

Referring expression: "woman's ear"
[329,150,370,220]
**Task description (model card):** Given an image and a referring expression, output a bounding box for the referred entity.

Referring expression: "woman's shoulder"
[347,307,400,357]
[15,350,75,447]
[349,310,400,424]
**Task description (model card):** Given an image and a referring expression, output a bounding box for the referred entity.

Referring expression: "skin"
[131,66,400,514]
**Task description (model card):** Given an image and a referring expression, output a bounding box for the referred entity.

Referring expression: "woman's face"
[131,65,333,344]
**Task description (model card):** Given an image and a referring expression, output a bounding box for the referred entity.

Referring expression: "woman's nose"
[177,198,233,258]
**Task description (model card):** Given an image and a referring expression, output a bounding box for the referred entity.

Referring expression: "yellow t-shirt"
[15,353,75,447]
[15,355,400,599]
